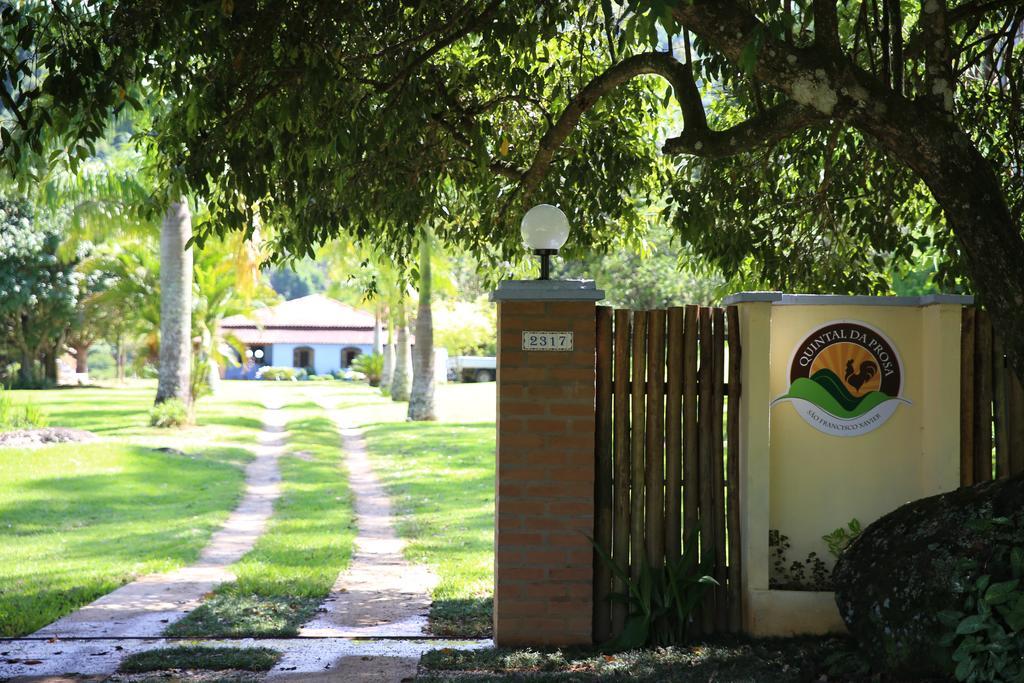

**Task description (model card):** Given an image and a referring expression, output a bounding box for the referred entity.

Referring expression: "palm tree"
[408,229,435,420]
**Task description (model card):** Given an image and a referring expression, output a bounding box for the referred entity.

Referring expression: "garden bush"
[256,367,299,381]
[351,352,383,386]
[0,388,47,431]
[149,398,189,428]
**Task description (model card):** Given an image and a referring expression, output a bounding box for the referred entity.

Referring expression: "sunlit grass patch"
[168,400,355,637]
[119,645,281,673]
[0,442,247,636]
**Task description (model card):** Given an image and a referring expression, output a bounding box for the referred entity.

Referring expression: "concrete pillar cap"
[490,279,605,302]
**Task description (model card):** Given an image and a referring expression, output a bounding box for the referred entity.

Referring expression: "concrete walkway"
[0,399,287,678]
[271,399,441,680]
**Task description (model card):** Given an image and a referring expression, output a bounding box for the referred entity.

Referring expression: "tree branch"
[662,101,826,157]
[904,0,1018,60]
[378,0,504,94]
[516,51,703,203]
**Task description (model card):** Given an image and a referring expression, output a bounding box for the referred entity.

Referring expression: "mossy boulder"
[833,473,1024,677]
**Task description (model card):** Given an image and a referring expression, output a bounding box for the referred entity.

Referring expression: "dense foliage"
[3,1,1024,367]
[0,197,79,387]
[556,224,726,308]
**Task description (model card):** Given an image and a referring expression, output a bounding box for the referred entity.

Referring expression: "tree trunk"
[155,200,194,405]
[381,310,395,391]
[74,341,90,374]
[408,231,436,421]
[116,334,127,383]
[905,139,1024,374]
[390,297,411,402]
[373,306,384,355]
[43,347,58,384]
[852,96,1024,378]
[17,346,38,388]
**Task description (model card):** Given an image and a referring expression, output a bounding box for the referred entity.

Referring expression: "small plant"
[149,398,189,428]
[770,529,832,591]
[823,518,863,558]
[592,530,716,649]
[938,526,1024,682]
[0,387,47,430]
[351,352,384,386]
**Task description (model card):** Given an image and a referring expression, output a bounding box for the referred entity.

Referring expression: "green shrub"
[938,533,1024,682]
[256,367,298,381]
[149,398,190,428]
[593,529,716,649]
[0,388,48,431]
[306,374,332,381]
[351,352,384,387]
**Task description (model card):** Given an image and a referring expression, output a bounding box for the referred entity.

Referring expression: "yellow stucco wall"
[735,295,965,636]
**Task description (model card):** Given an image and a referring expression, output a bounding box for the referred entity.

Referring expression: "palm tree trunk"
[381,309,395,391]
[155,200,194,405]
[373,306,384,355]
[390,297,411,402]
[408,231,436,420]
[116,333,127,383]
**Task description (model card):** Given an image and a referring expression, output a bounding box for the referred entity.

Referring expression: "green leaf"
[984,579,1019,606]
[957,614,988,635]
[955,655,975,682]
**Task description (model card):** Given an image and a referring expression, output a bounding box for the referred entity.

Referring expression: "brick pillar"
[490,280,604,647]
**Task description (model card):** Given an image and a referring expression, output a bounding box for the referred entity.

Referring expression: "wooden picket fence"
[961,308,1024,484]
[592,305,742,642]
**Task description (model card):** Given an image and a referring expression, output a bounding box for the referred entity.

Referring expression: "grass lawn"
[167,389,356,637]
[326,381,497,637]
[417,636,872,681]
[0,381,269,636]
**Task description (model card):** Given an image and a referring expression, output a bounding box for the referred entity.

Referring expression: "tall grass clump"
[0,388,47,431]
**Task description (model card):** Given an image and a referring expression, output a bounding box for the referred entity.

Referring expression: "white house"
[221,294,376,378]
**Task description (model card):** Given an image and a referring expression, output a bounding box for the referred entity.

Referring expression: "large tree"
[4,1,1023,368]
[0,197,79,387]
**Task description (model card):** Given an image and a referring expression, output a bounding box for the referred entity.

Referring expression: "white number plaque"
[522,331,573,351]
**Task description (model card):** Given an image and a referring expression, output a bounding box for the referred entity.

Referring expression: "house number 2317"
[522,331,573,351]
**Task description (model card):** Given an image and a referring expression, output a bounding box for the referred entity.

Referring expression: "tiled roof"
[226,327,375,345]
[221,294,375,330]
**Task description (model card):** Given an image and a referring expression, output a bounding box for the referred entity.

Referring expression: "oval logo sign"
[772,320,911,437]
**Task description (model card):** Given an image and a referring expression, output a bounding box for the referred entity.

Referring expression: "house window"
[293,346,314,370]
[341,347,362,368]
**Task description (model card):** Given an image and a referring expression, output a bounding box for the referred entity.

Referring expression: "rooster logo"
[844,359,878,392]
[773,320,909,437]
